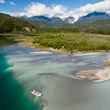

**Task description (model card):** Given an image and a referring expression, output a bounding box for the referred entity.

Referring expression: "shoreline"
[1,35,110,54]
[15,36,109,54]
[17,42,108,55]
[0,42,109,55]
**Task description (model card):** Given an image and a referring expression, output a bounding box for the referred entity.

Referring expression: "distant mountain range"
[28,16,64,26]
[0,11,110,34]
[28,16,75,26]
[27,11,110,26]
[74,12,110,34]
[76,12,110,24]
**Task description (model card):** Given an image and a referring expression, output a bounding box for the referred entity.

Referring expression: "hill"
[74,12,110,34]
[0,12,110,35]
[0,13,39,33]
[76,12,110,24]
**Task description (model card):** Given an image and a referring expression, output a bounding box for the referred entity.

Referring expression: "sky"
[0,0,110,20]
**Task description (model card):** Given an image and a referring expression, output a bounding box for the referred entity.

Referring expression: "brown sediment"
[73,67,110,81]
[104,59,110,66]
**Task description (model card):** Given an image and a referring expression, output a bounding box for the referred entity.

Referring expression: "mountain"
[74,12,110,34]
[28,16,76,26]
[1,12,110,34]
[0,13,39,33]
[28,16,65,27]
[64,17,75,24]
[76,12,110,24]
[29,16,50,23]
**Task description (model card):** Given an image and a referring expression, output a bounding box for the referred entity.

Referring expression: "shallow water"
[1,45,110,110]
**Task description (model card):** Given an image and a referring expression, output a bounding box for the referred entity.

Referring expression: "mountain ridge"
[76,11,110,24]
[0,13,39,33]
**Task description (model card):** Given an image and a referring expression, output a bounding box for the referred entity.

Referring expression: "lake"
[1,45,110,110]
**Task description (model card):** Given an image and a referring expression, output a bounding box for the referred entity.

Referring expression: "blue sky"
[0,0,100,12]
[0,0,110,20]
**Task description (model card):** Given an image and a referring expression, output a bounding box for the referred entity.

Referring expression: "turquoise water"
[0,52,43,110]
[1,45,110,110]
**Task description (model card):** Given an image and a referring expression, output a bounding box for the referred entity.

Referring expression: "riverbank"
[1,32,110,53]
[13,35,108,54]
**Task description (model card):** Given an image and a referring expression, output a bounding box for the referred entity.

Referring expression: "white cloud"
[24,2,67,18]
[73,0,110,17]
[64,0,110,21]
[11,0,110,21]
[0,0,5,4]
[11,2,68,19]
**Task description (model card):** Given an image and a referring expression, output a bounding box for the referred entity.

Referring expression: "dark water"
[0,52,43,110]
[1,45,110,110]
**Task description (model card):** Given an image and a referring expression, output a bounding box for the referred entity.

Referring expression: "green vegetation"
[0,13,110,52]
[33,32,110,52]
[1,32,110,52]
[74,19,110,35]
[0,13,110,34]
[0,35,16,47]
[0,13,39,33]
[0,13,110,35]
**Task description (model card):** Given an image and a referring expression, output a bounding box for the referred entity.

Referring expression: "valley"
[1,1,110,110]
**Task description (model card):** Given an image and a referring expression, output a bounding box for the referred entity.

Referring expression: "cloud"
[0,0,5,4]
[24,2,67,18]
[73,0,110,17]
[11,0,110,21]
[66,0,110,21]
[11,2,67,18]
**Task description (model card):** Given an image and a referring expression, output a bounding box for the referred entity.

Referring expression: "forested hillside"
[0,13,39,33]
